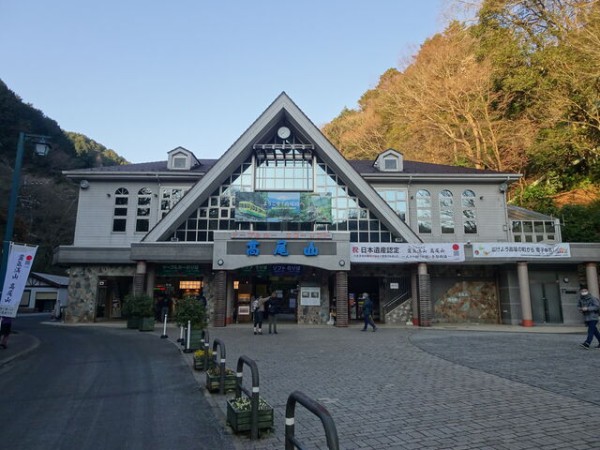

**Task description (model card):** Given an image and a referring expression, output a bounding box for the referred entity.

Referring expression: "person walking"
[266,292,279,334]
[578,287,600,349]
[361,292,377,332]
[0,316,13,349]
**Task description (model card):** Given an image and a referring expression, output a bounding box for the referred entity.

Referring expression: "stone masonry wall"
[65,265,135,323]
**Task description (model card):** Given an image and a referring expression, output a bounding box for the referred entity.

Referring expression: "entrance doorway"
[531,282,563,324]
[348,277,380,321]
[96,277,132,320]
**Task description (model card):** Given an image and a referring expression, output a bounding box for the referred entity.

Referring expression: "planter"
[187,328,206,351]
[138,317,155,331]
[226,398,274,433]
[126,317,140,329]
[205,371,237,393]
[193,354,215,371]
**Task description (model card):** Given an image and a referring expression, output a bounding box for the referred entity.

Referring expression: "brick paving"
[180,323,599,450]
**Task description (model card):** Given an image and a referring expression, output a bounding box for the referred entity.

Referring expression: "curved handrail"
[211,338,226,394]
[235,355,261,440]
[285,390,339,450]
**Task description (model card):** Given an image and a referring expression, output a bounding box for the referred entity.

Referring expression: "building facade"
[54,93,600,327]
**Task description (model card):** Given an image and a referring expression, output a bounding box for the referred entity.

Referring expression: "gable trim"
[143,93,421,243]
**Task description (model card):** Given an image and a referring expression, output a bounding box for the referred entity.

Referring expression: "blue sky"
[1,1,446,163]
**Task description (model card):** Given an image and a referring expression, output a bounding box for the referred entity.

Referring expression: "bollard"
[160,314,168,339]
[285,390,339,450]
[211,338,227,394]
[203,329,210,370]
[183,320,193,353]
[177,325,184,343]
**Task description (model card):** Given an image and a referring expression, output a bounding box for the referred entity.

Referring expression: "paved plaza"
[10,318,599,449]
[183,322,599,450]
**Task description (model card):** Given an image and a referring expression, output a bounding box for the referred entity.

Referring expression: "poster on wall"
[350,243,465,263]
[472,243,571,258]
[235,192,332,223]
[300,286,321,306]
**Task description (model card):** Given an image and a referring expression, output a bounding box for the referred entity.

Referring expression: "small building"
[54,93,600,327]
[20,272,69,313]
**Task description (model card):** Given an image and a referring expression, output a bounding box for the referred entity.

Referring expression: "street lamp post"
[0,132,51,296]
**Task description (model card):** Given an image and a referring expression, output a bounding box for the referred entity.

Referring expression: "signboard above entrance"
[157,264,201,276]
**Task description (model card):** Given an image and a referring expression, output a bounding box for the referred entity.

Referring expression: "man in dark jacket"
[361,292,377,332]
[265,292,279,334]
[578,287,600,349]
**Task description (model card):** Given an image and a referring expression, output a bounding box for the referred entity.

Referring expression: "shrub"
[123,294,155,318]
[175,295,206,328]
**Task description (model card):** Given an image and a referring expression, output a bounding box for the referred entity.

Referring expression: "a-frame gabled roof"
[143,92,421,243]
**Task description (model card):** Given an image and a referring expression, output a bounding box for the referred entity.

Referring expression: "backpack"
[251,299,259,312]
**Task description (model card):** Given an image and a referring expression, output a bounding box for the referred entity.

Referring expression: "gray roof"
[72,158,502,177]
[349,159,502,175]
[31,272,69,287]
[73,160,218,173]
[507,205,555,221]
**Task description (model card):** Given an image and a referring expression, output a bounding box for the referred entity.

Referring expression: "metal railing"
[285,390,339,450]
[211,338,227,394]
[383,291,411,316]
[235,355,261,440]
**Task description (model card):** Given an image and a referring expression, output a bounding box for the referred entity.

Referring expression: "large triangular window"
[168,150,403,244]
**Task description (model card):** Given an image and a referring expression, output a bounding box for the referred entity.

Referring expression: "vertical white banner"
[0,243,37,318]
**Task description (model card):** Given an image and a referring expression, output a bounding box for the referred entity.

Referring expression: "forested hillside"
[0,79,127,274]
[322,0,600,241]
[2,0,599,276]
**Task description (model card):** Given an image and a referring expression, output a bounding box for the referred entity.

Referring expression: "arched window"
[462,189,477,234]
[136,187,152,232]
[112,188,129,232]
[416,189,432,234]
[439,190,454,234]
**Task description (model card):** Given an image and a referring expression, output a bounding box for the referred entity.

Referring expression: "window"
[383,157,398,170]
[255,149,313,191]
[112,188,129,232]
[439,190,454,233]
[416,190,432,233]
[169,154,401,243]
[136,188,152,232]
[160,188,187,218]
[512,220,557,243]
[375,188,408,221]
[462,190,477,234]
[173,157,187,169]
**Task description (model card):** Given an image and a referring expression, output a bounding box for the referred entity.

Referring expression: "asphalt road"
[0,316,235,450]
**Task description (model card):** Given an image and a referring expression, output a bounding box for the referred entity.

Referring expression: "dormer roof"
[167,147,200,171]
[374,148,403,172]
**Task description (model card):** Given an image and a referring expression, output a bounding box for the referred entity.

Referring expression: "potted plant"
[136,294,156,331]
[193,348,214,371]
[122,294,140,329]
[226,396,274,433]
[175,295,207,350]
[123,294,155,331]
[205,365,237,393]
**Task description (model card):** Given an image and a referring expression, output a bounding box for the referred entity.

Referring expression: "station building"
[54,93,600,327]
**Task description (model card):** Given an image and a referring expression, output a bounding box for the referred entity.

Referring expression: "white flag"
[0,243,37,318]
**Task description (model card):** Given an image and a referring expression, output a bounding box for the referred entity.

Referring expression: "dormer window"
[374,149,403,172]
[173,156,187,169]
[384,158,398,170]
[167,146,200,171]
